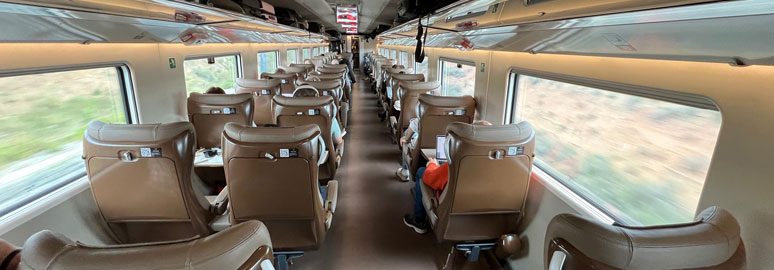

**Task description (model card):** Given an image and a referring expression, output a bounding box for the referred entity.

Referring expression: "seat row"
[10,53,356,270]
[362,52,747,269]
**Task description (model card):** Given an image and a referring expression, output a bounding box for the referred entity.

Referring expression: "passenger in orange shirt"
[403,120,490,234]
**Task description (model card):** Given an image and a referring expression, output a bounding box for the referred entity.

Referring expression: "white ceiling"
[264,0,400,34]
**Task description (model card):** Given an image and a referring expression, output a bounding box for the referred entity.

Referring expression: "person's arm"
[331,118,344,145]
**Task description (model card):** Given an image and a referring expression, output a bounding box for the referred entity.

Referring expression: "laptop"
[436,135,447,163]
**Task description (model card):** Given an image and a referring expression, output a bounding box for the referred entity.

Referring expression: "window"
[287,49,298,65]
[313,47,319,57]
[184,55,239,94]
[400,51,409,67]
[0,66,132,215]
[302,48,310,62]
[415,56,428,78]
[390,49,396,61]
[510,74,722,226]
[440,59,476,96]
[257,51,278,74]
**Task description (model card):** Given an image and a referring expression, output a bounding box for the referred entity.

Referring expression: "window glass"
[415,56,428,78]
[257,51,278,74]
[302,48,310,62]
[0,67,129,214]
[390,50,396,61]
[286,49,298,65]
[313,47,319,57]
[184,55,238,94]
[441,60,476,96]
[400,51,409,67]
[512,74,722,225]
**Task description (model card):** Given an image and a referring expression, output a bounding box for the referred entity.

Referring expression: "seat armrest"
[238,245,274,270]
[208,188,229,215]
[389,116,397,129]
[325,180,339,213]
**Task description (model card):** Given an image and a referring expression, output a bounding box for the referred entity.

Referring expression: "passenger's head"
[293,86,319,97]
[205,87,225,94]
[0,240,20,270]
[473,120,492,126]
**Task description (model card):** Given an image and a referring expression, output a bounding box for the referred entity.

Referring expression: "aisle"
[292,71,437,269]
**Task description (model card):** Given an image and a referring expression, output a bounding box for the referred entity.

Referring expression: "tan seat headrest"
[391,73,424,82]
[399,80,441,92]
[224,123,320,144]
[419,94,475,108]
[236,78,280,92]
[290,63,315,69]
[297,79,341,91]
[260,72,296,80]
[272,95,334,107]
[188,92,253,105]
[86,121,193,142]
[309,73,343,81]
[546,206,743,269]
[21,220,272,270]
[317,67,346,74]
[447,121,533,143]
[278,66,307,74]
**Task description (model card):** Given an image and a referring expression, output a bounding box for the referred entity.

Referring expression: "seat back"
[187,93,253,149]
[290,63,315,74]
[20,220,273,270]
[272,95,339,180]
[235,78,280,126]
[433,121,535,242]
[317,66,346,74]
[323,63,347,70]
[410,94,476,176]
[83,121,211,243]
[544,206,746,270]
[397,80,441,133]
[278,66,307,79]
[298,79,342,105]
[389,73,424,104]
[260,72,297,95]
[223,123,328,251]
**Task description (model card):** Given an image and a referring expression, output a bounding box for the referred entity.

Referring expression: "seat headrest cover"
[279,66,307,74]
[419,94,475,108]
[86,121,194,142]
[447,121,533,143]
[297,79,341,90]
[392,73,424,81]
[290,63,314,69]
[310,73,342,80]
[273,95,334,107]
[400,80,441,91]
[260,72,296,79]
[547,206,742,269]
[188,93,253,105]
[224,123,320,144]
[236,78,281,89]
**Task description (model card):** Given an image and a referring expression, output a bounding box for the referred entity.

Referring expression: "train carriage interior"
[0,0,772,269]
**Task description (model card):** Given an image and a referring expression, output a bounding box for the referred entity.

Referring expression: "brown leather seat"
[409,94,476,178]
[187,93,253,149]
[421,121,535,242]
[222,123,338,251]
[297,79,347,130]
[235,78,280,126]
[83,121,215,243]
[272,95,341,181]
[260,72,298,96]
[390,80,441,142]
[19,220,274,270]
[384,73,425,123]
[545,206,746,270]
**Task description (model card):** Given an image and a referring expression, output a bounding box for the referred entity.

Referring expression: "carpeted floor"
[290,71,439,269]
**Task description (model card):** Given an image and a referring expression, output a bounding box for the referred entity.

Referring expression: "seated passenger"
[205,86,226,94]
[395,117,419,181]
[0,240,20,270]
[403,120,491,234]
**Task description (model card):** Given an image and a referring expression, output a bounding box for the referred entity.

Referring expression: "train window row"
[0,66,132,216]
[505,72,722,226]
[440,59,476,97]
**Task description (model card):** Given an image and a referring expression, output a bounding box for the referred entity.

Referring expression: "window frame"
[505,67,721,225]
[256,50,279,74]
[439,57,477,97]
[302,48,311,61]
[0,64,136,217]
[286,48,299,65]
